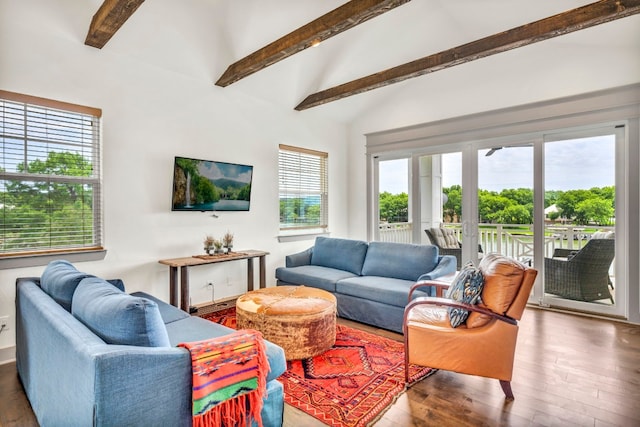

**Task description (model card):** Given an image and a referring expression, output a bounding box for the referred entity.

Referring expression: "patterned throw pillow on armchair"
[446,262,484,327]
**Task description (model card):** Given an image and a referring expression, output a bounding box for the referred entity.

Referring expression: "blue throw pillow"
[447,263,484,328]
[72,277,170,347]
[40,260,94,312]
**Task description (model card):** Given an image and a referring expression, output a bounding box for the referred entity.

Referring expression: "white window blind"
[279,144,328,230]
[0,90,103,255]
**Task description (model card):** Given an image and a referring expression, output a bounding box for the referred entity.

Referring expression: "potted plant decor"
[213,238,223,254]
[203,235,215,255]
[223,230,234,253]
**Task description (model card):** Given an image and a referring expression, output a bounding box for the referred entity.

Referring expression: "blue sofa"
[16,260,286,427]
[275,237,456,333]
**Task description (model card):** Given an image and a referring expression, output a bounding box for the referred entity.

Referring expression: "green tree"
[379,191,408,222]
[1,152,94,250]
[575,198,614,225]
[493,204,532,224]
[545,190,562,208]
[556,189,592,220]
[500,188,533,207]
[478,191,511,223]
[194,177,219,204]
[237,184,251,201]
[443,185,462,223]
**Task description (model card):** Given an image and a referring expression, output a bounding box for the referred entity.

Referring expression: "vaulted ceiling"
[81,0,640,125]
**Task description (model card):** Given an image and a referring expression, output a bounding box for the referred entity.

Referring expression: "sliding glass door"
[370,124,626,318]
[539,127,623,316]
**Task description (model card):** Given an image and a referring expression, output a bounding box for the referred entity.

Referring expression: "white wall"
[0,1,349,358]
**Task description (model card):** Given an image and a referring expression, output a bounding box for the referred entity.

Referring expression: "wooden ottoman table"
[236,286,337,360]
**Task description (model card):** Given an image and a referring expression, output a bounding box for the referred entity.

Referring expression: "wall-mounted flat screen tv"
[172,156,253,212]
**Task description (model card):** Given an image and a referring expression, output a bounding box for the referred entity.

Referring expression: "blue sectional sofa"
[16,260,286,427]
[275,237,456,333]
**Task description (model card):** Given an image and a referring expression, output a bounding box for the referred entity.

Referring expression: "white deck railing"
[378,222,614,260]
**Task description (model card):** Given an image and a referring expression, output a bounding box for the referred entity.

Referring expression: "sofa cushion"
[72,277,170,347]
[310,237,368,275]
[40,260,95,312]
[361,242,438,281]
[591,231,614,239]
[276,265,357,293]
[446,263,484,328]
[336,276,428,308]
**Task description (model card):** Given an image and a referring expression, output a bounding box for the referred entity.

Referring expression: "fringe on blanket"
[179,329,269,427]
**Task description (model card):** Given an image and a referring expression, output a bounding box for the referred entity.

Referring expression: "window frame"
[278,144,328,236]
[0,90,105,268]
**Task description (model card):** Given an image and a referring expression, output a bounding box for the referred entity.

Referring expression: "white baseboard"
[0,345,16,365]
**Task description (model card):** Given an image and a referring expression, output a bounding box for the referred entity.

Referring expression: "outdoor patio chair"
[544,236,615,304]
[425,228,483,269]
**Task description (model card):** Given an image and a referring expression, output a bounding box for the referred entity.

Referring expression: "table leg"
[259,255,266,289]
[247,258,254,291]
[180,266,189,312]
[169,266,178,307]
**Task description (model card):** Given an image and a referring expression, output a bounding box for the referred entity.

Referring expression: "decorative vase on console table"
[213,239,223,254]
[223,230,234,253]
[203,235,215,256]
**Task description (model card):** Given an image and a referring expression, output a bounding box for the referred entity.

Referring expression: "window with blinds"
[279,144,328,230]
[0,90,103,256]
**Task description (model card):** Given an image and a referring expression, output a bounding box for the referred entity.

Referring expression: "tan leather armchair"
[403,254,537,399]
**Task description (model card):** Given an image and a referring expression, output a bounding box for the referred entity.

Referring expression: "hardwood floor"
[2,307,639,427]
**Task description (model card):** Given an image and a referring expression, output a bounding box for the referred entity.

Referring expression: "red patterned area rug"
[202,307,435,427]
[201,306,237,329]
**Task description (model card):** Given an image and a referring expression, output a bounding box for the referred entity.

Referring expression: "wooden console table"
[159,250,269,312]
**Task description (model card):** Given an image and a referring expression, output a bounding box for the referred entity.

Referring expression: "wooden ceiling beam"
[296,0,640,111]
[85,0,146,49]
[215,0,411,87]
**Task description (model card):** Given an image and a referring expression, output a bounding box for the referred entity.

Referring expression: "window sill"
[0,249,107,270]
[278,230,330,243]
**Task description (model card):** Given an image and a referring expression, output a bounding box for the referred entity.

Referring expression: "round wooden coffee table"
[236,286,337,360]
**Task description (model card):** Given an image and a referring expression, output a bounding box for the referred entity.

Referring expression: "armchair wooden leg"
[499,380,514,400]
[404,336,410,384]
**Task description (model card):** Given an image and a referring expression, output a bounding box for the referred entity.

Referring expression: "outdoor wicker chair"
[544,237,615,303]
[425,228,483,269]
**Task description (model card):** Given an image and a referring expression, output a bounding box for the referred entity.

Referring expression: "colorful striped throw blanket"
[178,330,269,427]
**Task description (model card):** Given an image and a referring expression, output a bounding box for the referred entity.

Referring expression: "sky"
[379,135,615,194]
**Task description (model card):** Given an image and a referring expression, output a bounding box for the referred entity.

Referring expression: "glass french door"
[474,126,624,317]
[539,126,624,316]
[371,124,626,317]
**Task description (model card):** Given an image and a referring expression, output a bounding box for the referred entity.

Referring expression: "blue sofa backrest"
[311,236,369,275]
[361,241,439,281]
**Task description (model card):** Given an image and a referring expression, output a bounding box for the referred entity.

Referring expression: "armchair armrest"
[552,248,576,258]
[405,297,517,326]
[285,247,313,267]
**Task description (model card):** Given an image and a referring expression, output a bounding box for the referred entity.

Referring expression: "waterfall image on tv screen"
[172,156,253,211]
